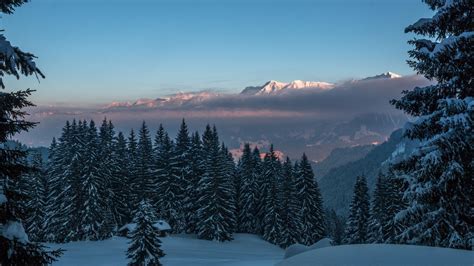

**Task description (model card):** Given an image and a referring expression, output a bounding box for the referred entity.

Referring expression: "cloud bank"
[100,75,431,118]
[18,75,432,147]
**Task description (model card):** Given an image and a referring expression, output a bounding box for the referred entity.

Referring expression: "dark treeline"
[342,173,405,245]
[21,118,328,248]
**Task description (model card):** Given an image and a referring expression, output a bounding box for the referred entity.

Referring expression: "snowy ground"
[278,244,473,266]
[46,236,473,266]
[47,233,284,266]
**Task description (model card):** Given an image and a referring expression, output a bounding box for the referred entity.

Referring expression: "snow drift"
[278,244,474,266]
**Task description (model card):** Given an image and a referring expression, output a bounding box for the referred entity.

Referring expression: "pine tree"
[324,209,345,245]
[381,170,406,244]
[127,200,165,266]
[279,157,301,248]
[368,173,388,243]
[155,128,181,232]
[196,125,235,241]
[78,120,110,240]
[43,122,74,242]
[127,129,139,209]
[236,143,259,233]
[173,119,191,233]
[135,122,155,203]
[63,119,86,241]
[390,0,473,249]
[98,118,118,232]
[186,131,204,233]
[234,158,243,232]
[0,1,62,263]
[260,145,283,245]
[252,146,264,234]
[24,151,48,242]
[220,143,237,233]
[343,175,370,244]
[112,131,133,226]
[294,154,325,245]
[43,137,59,242]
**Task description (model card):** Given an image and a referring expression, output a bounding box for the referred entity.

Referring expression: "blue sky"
[2,0,432,106]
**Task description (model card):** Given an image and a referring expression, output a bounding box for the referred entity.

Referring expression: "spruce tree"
[234,158,243,232]
[343,175,371,244]
[127,129,139,209]
[155,130,181,231]
[251,146,264,234]
[260,145,283,245]
[63,119,86,241]
[186,131,204,233]
[324,209,344,245]
[279,157,301,248]
[43,138,59,242]
[390,0,473,249]
[381,170,406,244]
[153,125,180,229]
[236,143,260,233]
[173,119,191,233]
[368,173,387,243]
[0,0,61,263]
[135,122,155,203]
[43,122,74,242]
[98,118,118,232]
[220,143,237,233]
[294,153,325,245]
[127,199,165,266]
[78,120,110,240]
[112,131,133,226]
[24,151,48,242]
[196,125,235,241]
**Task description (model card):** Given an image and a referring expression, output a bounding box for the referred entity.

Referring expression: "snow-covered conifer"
[127,129,139,209]
[186,131,204,233]
[0,1,61,262]
[343,175,370,244]
[279,157,301,248]
[135,122,155,203]
[155,130,181,231]
[196,125,235,241]
[260,145,283,245]
[368,173,388,243]
[24,151,48,242]
[127,200,165,266]
[236,143,260,233]
[112,131,133,226]
[173,119,191,233]
[390,0,473,249]
[294,153,325,245]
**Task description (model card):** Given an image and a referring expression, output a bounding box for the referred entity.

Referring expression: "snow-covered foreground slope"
[278,244,473,266]
[47,233,284,266]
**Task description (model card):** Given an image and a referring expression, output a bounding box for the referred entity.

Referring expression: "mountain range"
[240,80,334,95]
[104,72,403,109]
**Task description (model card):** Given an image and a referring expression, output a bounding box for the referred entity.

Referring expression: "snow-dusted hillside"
[278,244,473,266]
[47,234,284,266]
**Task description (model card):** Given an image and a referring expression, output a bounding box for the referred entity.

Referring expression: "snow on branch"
[0,34,44,89]
[1,221,29,244]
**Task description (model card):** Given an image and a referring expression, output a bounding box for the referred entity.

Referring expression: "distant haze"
[17,74,432,161]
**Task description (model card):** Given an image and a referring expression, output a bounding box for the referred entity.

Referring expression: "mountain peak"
[363,72,402,81]
[242,79,335,95]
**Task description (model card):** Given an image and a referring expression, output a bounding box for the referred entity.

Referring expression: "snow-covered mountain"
[105,91,220,109]
[241,80,335,95]
[362,71,402,81]
[106,72,404,109]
